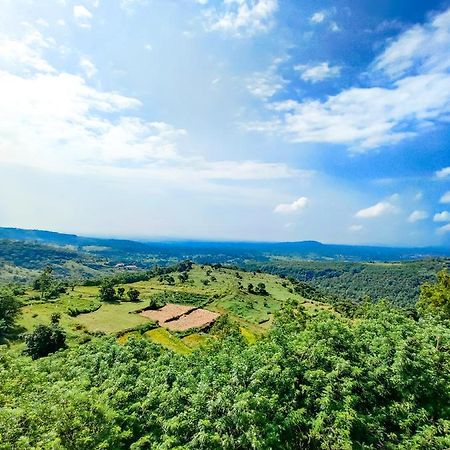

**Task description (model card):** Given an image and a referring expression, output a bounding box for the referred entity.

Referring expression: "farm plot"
[164,308,220,331]
[139,303,195,323]
[139,302,221,331]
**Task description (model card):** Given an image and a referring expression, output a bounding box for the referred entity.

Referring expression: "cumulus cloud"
[205,0,278,37]
[274,196,308,214]
[0,27,301,187]
[73,5,93,28]
[295,62,341,83]
[440,191,450,204]
[434,211,450,222]
[248,7,450,151]
[310,11,326,24]
[436,167,450,178]
[437,223,450,234]
[355,201,396,218]
[407,210,428,222]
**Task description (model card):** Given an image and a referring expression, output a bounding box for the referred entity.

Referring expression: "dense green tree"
[0,289,21,338]
[255,282,267,295]
[3,274,450,449]
[24,318,66,359]
[117,287,125,299]
[127,287,140,302]
[417,270,450,319]
[98,279,117,302]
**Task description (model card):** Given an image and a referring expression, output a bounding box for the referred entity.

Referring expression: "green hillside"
[11,264,329,353]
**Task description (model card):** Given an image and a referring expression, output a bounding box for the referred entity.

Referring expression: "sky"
[0,0,449,246]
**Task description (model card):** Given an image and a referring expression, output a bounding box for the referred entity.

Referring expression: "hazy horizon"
[1,0,450,246]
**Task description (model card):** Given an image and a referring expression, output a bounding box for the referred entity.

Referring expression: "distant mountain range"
[1,227,449,262]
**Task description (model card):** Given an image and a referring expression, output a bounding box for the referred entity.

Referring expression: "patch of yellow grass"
[144,328,192,355]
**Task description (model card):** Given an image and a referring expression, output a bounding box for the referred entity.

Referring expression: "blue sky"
[0,0,449,245]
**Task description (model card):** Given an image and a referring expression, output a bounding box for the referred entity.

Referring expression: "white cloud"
[355,201,396,218]
[274,196,308,214]
[434,211,450,222]
[330,21,340,32]
[79,56,97,78]
[437,223,450,234]
[205,0,278,37]
[407,210,428,222]
[0,31,303,189]
[295,62,341,83]
[436,167,450,179]
[373,8,450,79]
[247,57,287,99]
[349,224,363,232]
[414,191,423,201]
[247,72,285,99]
[0,30,55,74]
[440,191,450,204]
[73,5,93,28]
[248,7,450,151]
[248,72,450,150]
[310,11,326,24]
[0,69,302,183]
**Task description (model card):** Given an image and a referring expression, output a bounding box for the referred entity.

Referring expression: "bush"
[24,321,66,359]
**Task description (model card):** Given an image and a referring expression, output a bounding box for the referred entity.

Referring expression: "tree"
[33,266,54,300]
[417,270,450,319]
[178,272,189,283]
[256,282,267,295]
[24,317,66,359]
[248,283,254,293]
[127,288,140,302]
[99,279,117,302]
[0,289,21,338]
[117,287,125,299]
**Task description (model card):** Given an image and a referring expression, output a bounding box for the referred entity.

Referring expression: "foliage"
[0,289,21,338]
[417,270,450,319]
[245,259,449,307]
[98,279,117,302]
[24,317,67,359]
[127,287,140,302]
[67,300,101,317]
[149,291,211,307]
[2,301,450,448]
[33,267,66,300]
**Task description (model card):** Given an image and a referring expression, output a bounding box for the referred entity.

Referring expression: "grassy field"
[15,264,331,352]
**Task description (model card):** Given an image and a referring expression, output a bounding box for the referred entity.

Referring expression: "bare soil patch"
[139,303,195,323]
[163,309,220,332]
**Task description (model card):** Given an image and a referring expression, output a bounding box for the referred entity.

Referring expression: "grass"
[182,333,209,349]
[240,327,258,344]
[74,301,148,333]
[16,264,333,348]
[145,328,192,355]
